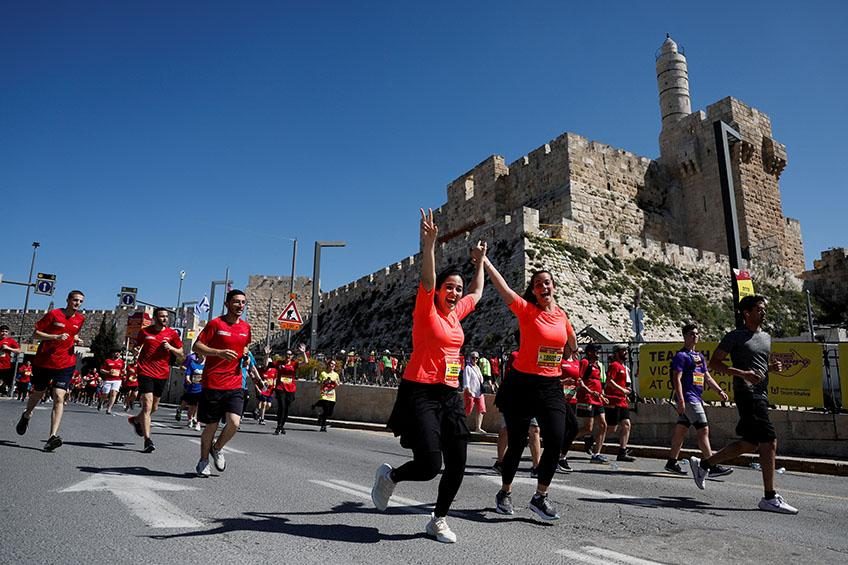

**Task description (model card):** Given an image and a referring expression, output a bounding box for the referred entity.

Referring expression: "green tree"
[90,316,120,369]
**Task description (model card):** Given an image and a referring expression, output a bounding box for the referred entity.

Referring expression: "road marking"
[60,473,201,528]
[480,475,638,500]
[187,438,247,455]
[555,547,666,565]
[310,479,430,514]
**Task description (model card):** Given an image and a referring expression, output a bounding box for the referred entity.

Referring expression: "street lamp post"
[713,120,745,327]
[176,270,186,327]
[10,242,40,396]
[310,241,346,353]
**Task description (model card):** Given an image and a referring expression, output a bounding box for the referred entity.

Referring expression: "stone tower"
[656,34,692,156]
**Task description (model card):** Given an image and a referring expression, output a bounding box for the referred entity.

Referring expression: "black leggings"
[561,402,578,455]
[275,390,295,430]
[498,372,566,487]
[315,399,335,427]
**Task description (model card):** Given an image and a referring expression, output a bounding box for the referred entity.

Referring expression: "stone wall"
[802,248,848,310]
[244,275,313,347]
[0,308,131,349]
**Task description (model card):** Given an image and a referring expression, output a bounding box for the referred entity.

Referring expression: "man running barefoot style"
[193,289,258,477]
[128,307,184,453]
[690,295,798,514]
[16,290,86,451]
[99,348,125,415]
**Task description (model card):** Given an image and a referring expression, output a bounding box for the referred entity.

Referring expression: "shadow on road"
[580,495,757,513]
[0,439,46,452]
[76,465,197,480]
[62,441,136,452]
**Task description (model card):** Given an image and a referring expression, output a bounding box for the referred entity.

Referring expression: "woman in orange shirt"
[371,208,485,544]
[483,260,577,521]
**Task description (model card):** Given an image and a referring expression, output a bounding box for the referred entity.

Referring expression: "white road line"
[481,475,638,500]
[310,479,430,514]
[583,546,666,565]
[187,438,247,455]
[554,549,610,564]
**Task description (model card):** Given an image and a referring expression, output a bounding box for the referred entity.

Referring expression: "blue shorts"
[31,366,75,391]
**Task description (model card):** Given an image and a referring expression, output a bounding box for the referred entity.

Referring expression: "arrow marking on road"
[60,473,202,528]
[555,546,666,565]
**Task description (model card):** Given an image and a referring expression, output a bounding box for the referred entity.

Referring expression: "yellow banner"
[839,344,848,409]
[637,342,732,401]
[767,342,823,407]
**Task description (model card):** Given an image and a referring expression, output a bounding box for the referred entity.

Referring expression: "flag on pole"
[194,296,210,317]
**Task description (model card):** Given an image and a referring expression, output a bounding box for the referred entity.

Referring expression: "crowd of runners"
[5,207,800,545]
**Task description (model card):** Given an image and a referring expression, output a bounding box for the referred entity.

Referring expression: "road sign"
[277,299,303,330]
[34,273,56,296]
[119,286,138,308]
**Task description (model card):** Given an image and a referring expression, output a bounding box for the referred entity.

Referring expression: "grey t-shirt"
[717,328,771,400]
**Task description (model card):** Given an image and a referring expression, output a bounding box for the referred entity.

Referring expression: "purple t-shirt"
[670,349,706,404]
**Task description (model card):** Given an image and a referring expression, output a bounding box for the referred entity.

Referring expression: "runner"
[691,296,798,514]
[123,360,139,411]
[128,307,184,453]
[84,368,99,406]
[575,344,609,464]
[181,352,204,431]
[273,345,307,435]
[99,348,125,415]
[15,290,86,451]
[604,344,636,463]
[481,259,577,521]
[0,324,22,395]
[665,323,732,476]
[462,352,487,433]
[69,370,84,403]
[192,289,259,477]
[371,208,485,543]
[15,360,32,402]
[557,345,581,472]
[256,362,276,425]
[314,358,340,432]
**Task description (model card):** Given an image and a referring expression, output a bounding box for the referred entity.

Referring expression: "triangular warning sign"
[277,299,303,325]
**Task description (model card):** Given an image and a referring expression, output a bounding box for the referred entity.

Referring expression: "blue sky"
[1,1,845,311]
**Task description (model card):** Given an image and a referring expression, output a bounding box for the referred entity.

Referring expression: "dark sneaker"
[16,414,30,436]
[128,416,143,437]
[273,428,281,435]
[583,436,594,455]
[557,458,572,473]
[143,438,156,453]
[590,453,608,464]
[44,435,63,452]
[320,426,327,432]
[616,453,636,462]
[495,490,514,515]
[529,493,559,521]
[175,409,182,422]
[708,465,734,478]
[664,461,688,475]
[758,493,798,514]
[492,461,503,476]
[689,456,707,490]
[210,445,226,471]
[530,466,538,478]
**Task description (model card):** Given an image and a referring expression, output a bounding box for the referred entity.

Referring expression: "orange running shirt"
[508,296,575,378]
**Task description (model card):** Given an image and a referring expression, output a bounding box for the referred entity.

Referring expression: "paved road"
[1,397,846,564]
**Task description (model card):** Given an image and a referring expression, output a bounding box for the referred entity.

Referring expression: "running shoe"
[495,490,514,515]
[708,465,734,478]
[590,453,608,464]
[529,493,560,521]
[664,461,688,475]
[258,418,265,425]
[371,463,395,511]
[320,426,327,432]
[583,436,594,455]
[15,413,29,436]
[758,494,798,514]
[143,438,156,453]
[175,409,182,422]
[616,453,636,462]
[105,409,112,415]
[210,445,226,471]
[556,458,572,473]
[44,435,63,452]
[530,466,538,478]
[128,415,143,437]
[689,456,707,490]
[492,461,503,475]
[195,459,211,478]
[194,422,202,431]
[425,513,457,543]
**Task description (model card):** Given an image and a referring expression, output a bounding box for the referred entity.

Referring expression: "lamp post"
[310,241,346,353]
[9,242,39,396]
[176,270,186,327]
[713,120,744,327]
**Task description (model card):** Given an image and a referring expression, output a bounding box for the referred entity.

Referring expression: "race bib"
[563,385,576,398]
[282,377,293,384]
[110,369,121,377]
[191,372,203,384]
[537,346,563,368]
[693,370,705,387]
[445,356,462,385]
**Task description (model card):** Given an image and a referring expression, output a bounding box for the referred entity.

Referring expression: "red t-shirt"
[276,361,298,392]
[577,359,603,406]
[261,367,277,396]
[196,317,251,391]
[71,374,83,389]
[403,283,475,388]
[508,297,575,378]
[560,358,580,405]
[125,364,138,387]
[33,309,85,369]
[605,360,629,408]
[136,326,183,380]
[0,337,20,370]
[17,364,32,383]
[101,358,125,381]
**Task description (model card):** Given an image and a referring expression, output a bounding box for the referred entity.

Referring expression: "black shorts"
[576,404,605,418]
[31,366,75,391]
[387,380,469,451]
[198,388,244,424]
[138,375,167,397]
[181,392,202,406]
[0,369,13,385]
[735,393,776,444]
[605,406,630,426]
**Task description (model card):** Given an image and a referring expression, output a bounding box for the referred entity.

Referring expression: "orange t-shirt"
[509,296,576,378]
[403,283,475,388]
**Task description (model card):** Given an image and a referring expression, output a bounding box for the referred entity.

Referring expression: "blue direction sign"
[119,286,137,308]
[34,273,56,296]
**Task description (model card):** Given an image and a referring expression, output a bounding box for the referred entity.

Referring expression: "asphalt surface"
[1,397,847,564]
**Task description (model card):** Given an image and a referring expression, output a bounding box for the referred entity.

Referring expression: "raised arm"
[466,240,488,305]
[420,208,438,292]
[482,256,520,305]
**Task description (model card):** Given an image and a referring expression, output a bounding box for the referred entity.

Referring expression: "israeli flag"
[194,296,210,317]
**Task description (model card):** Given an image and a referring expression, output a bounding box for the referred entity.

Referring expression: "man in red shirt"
[123,362,139,411]
[16,290,86,451]
[99,348,125,415]
[192,289,257,477]
[128,307,184,453]
[605,344,636,463]
[0,324,22,395]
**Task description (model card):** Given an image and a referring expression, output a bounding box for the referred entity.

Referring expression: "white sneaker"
[371,463,395,511]
[210,445,226,472]
[425,513,457,543]
[758,494,798,514]
[195,459,211,478]
[194,422,202,431]
[689,456,707,490]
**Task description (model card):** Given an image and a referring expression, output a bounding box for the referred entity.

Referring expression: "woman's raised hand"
[470,240,487,264]
[420,208,438,247]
